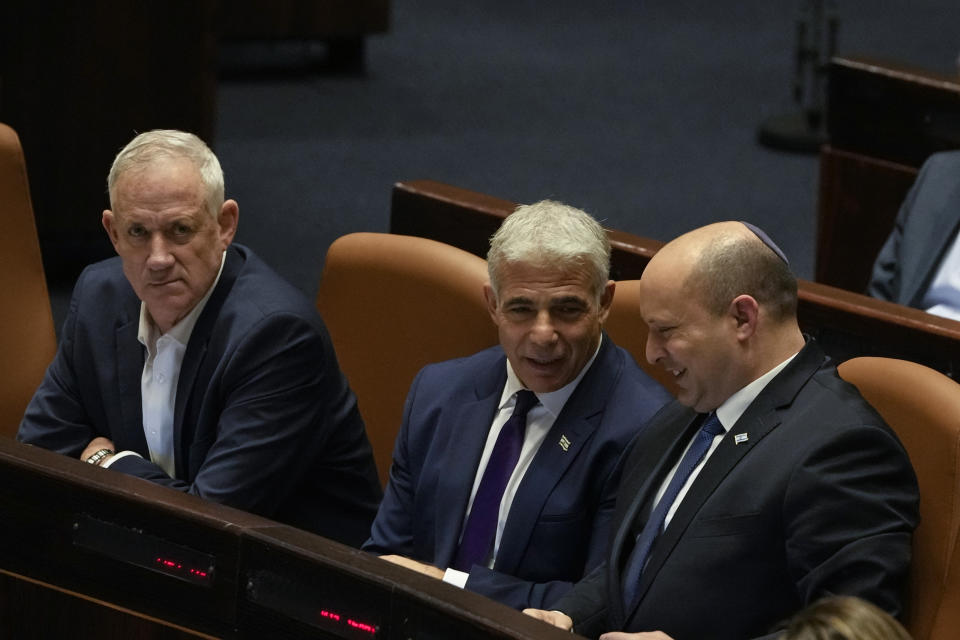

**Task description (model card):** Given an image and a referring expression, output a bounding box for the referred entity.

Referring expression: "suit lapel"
[114,307,148,454]
[625,411,781,617]
[494,339,620,573]
[173,247,242,479]
[622,341,827,626]
[609,409,700,627]
[432,360,505,567]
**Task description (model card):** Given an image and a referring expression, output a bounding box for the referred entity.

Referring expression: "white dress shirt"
[102,253,226,474]
[442,337,603,588]
[653,352,797,530]
[922,228,960,321]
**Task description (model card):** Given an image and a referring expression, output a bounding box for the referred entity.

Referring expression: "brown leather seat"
[838,357,960,640]
[0,122,56,438]
[605,279,680,396]
[316,232,498,486]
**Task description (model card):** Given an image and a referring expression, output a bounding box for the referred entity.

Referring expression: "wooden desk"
[0,438,580,639]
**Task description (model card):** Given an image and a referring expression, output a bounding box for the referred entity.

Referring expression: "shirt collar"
[500,334,603,418]
[715,351,798,431]
[137,251,226,353]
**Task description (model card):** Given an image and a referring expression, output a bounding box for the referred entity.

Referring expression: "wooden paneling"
[815,57,960,292]
[391,179,960,375]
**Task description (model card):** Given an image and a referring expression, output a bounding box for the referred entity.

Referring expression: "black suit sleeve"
[551,562,609,639]
[783,420,917,620]
[18,268,98,455]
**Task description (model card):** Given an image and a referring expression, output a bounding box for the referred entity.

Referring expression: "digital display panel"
[72,514,215,587]
[247,569,381,639]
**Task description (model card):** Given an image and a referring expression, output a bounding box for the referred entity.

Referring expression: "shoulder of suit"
[923,150,960,173]
[224,245,319,320]
[603,340,673,403]
[419,345,505,378]
[75,256,136,304]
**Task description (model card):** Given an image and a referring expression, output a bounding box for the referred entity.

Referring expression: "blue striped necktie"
[622,412,725,608]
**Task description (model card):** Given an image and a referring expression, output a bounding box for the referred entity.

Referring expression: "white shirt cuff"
[100,450,142,469]
[442,567,469,589]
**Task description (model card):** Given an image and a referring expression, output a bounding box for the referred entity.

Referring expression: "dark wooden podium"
[0,437,579,639]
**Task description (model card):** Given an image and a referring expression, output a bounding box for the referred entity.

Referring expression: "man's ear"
[483,283,500,326]
[102,210,120,250]
[730,294,759,339]
[598,280,616,323]
[217,199,239,248]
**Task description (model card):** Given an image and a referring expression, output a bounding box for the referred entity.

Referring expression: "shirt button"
[157,373,166,383]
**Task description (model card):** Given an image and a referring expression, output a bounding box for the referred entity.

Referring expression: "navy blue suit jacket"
[19,244,382,547]
[868,150,960,307]
[363,336,671,610]
[554,341,919,640]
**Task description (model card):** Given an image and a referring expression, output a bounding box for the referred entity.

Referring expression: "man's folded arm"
[784,421,918,619]
[362,367,427,555]
[111,313,343,518]
[18,271,96,457]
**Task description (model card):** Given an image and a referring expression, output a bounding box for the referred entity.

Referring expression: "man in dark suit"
[363,200,670,610]
[18,130,381,547]
[525,221,919,640]
[868,150,960,320]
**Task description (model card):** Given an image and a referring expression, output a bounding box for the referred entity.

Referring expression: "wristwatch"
[85,448,115,466]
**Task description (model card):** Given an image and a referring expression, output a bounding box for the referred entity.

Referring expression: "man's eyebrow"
[503,296,534,306]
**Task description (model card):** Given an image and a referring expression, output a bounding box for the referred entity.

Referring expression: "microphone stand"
[757,0,838,153]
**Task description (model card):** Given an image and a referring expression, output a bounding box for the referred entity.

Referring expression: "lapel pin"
[734,433,749,445]
[559,435,571,451]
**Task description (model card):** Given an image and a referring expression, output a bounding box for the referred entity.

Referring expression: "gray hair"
[687,228,798,321]
[487,200,611,300]
[107,130,224,217]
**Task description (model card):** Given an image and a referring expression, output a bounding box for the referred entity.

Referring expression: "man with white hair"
[363,200,671,609]
[19,129,381,546]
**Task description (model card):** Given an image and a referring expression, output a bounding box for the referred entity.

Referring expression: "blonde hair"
[780,596,912,640]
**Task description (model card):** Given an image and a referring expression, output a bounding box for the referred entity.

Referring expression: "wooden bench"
[391,178,960,375]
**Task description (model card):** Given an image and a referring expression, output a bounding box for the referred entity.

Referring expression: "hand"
[522,609,573,631]
[80,437,116,464]
[379,555,445,580]
[600,632,674,640]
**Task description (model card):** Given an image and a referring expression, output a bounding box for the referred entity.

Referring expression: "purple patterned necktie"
[453,389,539,571]
[621,413,725,609]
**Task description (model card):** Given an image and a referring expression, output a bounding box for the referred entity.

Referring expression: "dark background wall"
[20,0,960,327]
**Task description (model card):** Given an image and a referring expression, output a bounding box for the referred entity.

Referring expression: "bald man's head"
[638,222,803,411]
[676,222,798,322]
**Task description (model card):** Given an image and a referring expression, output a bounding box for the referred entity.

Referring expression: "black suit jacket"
[555,341,919,640]
[19,244,382,546]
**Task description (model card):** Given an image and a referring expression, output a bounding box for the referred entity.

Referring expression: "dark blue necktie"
[453,389,538,571]
[621,413,725,608]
